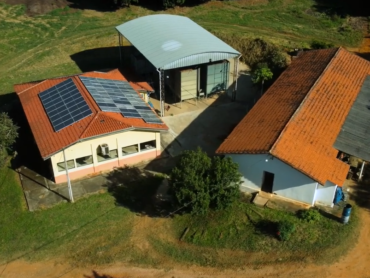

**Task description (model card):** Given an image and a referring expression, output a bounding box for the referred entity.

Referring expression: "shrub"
[170,148,242,215]
[298,208,322,223]
[212,34,288,71]
[277,220,295,241]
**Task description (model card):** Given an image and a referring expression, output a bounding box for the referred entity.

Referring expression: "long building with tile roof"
[217,47,370,206]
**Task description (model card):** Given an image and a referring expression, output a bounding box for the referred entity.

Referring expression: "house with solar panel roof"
[14,14,241,184]
[15,69,168,184]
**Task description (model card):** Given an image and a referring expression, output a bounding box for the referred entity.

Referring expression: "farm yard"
[1,0,370,277]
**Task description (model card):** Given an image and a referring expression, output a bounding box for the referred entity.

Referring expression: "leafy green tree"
[251,63,273,99]
[170,148,242,215]
[0,112,18,167]
[210,156,242,210]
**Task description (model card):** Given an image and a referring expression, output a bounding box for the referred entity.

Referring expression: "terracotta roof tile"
[218,48,370,186]
[15,69,167,159]
[217,48,338,154]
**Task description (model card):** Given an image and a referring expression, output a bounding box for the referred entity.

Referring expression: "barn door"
[206,62,229,96]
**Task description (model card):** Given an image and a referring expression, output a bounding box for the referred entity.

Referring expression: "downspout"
[62,148,74,203]
[234,55,242,101]
[359,161,366,181]
[118,32,122,66]
[156,68,163,117]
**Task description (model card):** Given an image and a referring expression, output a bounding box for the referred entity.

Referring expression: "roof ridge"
[79,111,101,139]
[270,47,340,155]
[16,79,48,95]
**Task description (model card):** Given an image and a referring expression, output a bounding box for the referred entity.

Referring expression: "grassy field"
[0,0,365,97]
[0,160,360,268]
[0,163,135,266]
[0,0,364,268]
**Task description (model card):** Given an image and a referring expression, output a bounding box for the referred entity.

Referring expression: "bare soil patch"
[2,0,69,16]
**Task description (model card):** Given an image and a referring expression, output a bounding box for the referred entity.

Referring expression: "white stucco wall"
[227,154,318,205]
[314,181,337,206]
[50,130,161,179]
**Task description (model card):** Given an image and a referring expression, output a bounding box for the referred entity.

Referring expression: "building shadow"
[355,52,370,62]
[70,47,122,73]
[3,93,52,179]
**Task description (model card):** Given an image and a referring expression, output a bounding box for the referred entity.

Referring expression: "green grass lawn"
[0,0,365,96]
[0,163,135,266]
[0,162,360,268]
[151,200,360,267]
[0,0,364,267]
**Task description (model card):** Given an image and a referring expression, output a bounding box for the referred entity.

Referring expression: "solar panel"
[79,76,163,124]
[39,79,92,132]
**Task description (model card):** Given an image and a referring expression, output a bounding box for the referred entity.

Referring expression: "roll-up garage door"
[181,69,197,101]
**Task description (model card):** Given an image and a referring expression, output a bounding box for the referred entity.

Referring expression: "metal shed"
[116,14,241,116]
[334,75,370,162]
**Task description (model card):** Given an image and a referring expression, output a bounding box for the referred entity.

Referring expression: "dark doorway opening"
[261,171,274,193]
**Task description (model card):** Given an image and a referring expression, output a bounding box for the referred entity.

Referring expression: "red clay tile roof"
[217,47,370,186]
[15,69,167,159]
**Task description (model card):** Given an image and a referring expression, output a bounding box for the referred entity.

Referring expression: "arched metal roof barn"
[116,15,241,116]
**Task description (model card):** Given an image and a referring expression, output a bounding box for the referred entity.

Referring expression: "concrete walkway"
[19,166,108,211]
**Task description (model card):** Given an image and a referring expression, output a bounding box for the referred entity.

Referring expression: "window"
[76,155,93,167]
[122,144,139,156]
[57,159,75,172]
[97,149,118,162]
[140,140,156,151]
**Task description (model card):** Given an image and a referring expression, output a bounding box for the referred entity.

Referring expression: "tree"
[251,63,273,100]
[170,148,242,215]
[0,112,18,167]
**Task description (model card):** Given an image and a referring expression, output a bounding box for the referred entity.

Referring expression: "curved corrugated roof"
[116,15,240,70]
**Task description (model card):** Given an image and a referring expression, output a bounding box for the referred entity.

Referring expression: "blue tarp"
[334,187,344,205]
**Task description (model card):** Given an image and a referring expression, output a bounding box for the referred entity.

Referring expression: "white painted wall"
[50,130,160,178]
[314,181,337,206]
[227,154,318,205]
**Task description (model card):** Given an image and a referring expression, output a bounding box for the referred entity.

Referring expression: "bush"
[170,148,242,215]
[277,220,295,241]
[298,208,322,223]
[212,34,288,72]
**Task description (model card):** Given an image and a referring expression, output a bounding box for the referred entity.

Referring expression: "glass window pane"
[122,144,139,156]
[140,140,156,151]
[57,159,75,172]
[76,155,93,167]
[97,149,118,162]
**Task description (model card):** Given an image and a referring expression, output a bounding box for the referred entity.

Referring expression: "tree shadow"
[68,0,132,12]
[254,219,279,239]
[312,0,369,17]
[66,0,214,12]
[84,270,119,278]
[105,166,173,216]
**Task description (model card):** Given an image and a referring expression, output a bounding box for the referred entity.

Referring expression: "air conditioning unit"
[100,144,109,156]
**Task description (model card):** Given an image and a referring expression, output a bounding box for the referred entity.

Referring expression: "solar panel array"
[39,79,92,132]
[79,76,163,124]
